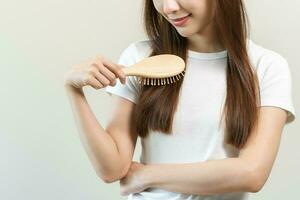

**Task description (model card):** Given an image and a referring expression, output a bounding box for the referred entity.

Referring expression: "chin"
[176,28,197,38]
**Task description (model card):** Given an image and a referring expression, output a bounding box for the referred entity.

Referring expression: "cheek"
[152,0,163,13]
[190,0,215,25]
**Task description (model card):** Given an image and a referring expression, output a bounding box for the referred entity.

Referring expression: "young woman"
[64,0,296,199]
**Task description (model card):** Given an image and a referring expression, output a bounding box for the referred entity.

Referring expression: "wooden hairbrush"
[121,54,186,86]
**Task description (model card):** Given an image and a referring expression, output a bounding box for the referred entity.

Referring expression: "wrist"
[142,165,156,188]
[64,84,83,93]
[64,85,85,99]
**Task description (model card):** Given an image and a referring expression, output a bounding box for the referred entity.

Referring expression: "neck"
[187,23,224,53]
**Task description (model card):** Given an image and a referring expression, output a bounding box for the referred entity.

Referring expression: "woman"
[64,0,296,199]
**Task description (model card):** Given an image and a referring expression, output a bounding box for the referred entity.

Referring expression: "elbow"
[248,176,265,193]
[94,168,118,183]
[99,173,116,183]
[98,166,129,184]
[99,172,124,184]
[95,170,112,183]
[101,175,119,184]
[245,166,267,193]
[100,173,122,184]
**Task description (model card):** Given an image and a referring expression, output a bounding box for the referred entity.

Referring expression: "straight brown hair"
[130,0,261,149]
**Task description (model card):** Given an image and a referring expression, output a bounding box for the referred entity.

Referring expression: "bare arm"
[65,85,137,183]
[141,106,287,195]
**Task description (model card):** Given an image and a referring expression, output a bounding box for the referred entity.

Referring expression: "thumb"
[117,64,126,84]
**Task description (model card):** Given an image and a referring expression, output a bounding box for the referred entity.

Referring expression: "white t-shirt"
[105,38,296,200]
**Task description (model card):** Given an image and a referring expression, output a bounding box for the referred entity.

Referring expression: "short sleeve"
[258,55,296,124]
[105,43,140,104]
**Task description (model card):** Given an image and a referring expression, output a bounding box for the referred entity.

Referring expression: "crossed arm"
[138,106,288,196]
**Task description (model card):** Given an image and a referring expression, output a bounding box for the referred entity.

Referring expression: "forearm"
[144,158,256,196]
[65,85,125,182]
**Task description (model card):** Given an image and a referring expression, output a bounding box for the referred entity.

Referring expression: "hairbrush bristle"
[138,70,185,86]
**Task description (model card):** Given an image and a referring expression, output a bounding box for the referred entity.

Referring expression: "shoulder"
[247,38,290,76]
[120,39,153,64]
[115,39,153,93]
[247,39,296,124]
[247,38,289,66]
[132,39,152,53]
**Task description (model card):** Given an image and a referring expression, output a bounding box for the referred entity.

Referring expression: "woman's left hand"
[119,161,150,196]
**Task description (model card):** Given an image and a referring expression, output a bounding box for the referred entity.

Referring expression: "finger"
[90,70,111,87]
[90,65,116,86]
[97,65,118,86]
[90,55,126,84]
[101,57,126,84]
[86,75,103,89]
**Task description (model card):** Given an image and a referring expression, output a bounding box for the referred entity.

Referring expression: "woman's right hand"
[64,55,126,89]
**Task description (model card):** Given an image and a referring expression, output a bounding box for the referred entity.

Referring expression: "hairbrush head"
[122,54,186,86]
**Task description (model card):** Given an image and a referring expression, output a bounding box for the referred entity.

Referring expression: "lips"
[172,14,191,21]
[171,14,191,22]
[170,14,191,26]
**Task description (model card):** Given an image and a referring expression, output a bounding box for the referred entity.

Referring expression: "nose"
[163,0,180,15]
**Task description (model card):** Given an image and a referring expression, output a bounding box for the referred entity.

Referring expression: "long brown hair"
[130,0,261,149]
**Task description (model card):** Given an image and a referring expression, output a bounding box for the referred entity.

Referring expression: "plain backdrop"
[0,0,299,199]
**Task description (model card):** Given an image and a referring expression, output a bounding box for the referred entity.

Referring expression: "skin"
[119,0,289,196]
[153,0,225,52]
